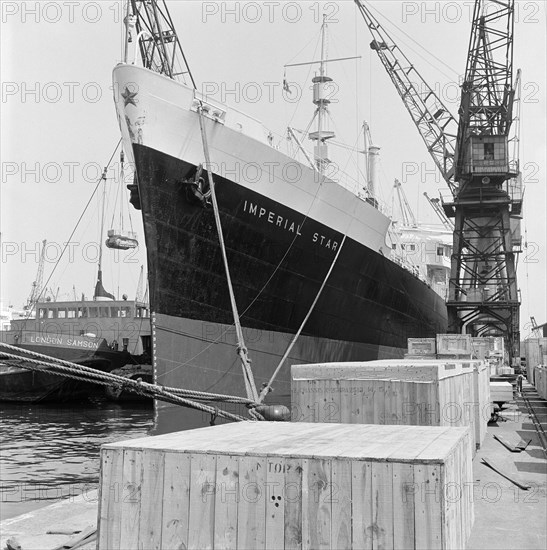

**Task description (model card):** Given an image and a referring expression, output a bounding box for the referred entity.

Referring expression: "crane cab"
[462,135,515,178]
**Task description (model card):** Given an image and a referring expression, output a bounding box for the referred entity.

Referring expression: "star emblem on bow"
[121,86,138,107]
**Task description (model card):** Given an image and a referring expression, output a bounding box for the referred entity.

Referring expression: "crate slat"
[161,452,190,550]
[392,462,415,550]
[284,457,303,550]
[97,448,123,550]
[214,455,239,549]
[330,459,352,550]
[414,464,443,550]
[138,450,164,550]
[236,456,266,550]
[371,461,394,548]
[187,453,216,549]
[119,449,142,550]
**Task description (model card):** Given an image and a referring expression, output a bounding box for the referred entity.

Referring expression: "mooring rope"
[258,233,348,403]
[0,342,256,422]
[196,108,259,403]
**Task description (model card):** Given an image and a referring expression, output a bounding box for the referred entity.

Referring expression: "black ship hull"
[132,143,447,427]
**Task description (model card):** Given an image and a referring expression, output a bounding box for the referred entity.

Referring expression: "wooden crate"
[527,361,536,385]
[472,336,504,357]
[498,366,514,376]
[471,338,489,360]
[364,359,489,449]
[523,338,547,378]
[492,336,505,355]
[534,366,547,400]
[98,422,474,550]
[462,360,490,448]
[291,360,478,451]
[436,334,473,356]
[407,337,436,356]
[490,381,513,404]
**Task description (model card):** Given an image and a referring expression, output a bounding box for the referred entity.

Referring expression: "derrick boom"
[127,0,191,83]
[354,0,459,194]
[25,239,47,311]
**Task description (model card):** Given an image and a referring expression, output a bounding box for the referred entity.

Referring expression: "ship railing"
[390,252,428,284]
[265,127,294,151]
[439,188,453,204]
[332,170,390,215]
[439,178,522,204]
[264,128,390,214]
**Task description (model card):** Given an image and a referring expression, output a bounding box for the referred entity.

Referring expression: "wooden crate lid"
[102,422,469,464]
[292,359,464,381]
[490,381,513,388]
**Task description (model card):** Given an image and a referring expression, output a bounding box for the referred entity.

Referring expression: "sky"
[1,0,545,337]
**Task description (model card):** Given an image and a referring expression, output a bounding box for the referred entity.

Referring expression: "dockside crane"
[446,0,522,364]
[125,0,190,83]
[356,0,523,365]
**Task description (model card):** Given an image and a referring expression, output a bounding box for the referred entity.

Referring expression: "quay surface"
[0,491,98,550]
[467,381,547,549]
[1,383,545,550]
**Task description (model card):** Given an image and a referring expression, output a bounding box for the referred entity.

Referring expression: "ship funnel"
[367,145,380,197]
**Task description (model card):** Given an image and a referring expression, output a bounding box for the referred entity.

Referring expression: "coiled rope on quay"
[0,342,265,422]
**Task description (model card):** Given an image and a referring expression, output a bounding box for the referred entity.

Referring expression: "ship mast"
[285,16,360,174]
[308,16,336,173]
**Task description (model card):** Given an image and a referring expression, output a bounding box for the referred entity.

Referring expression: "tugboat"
[0,283,151,403]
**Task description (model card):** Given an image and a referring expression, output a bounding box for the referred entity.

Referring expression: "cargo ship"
[113,1,447,426]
